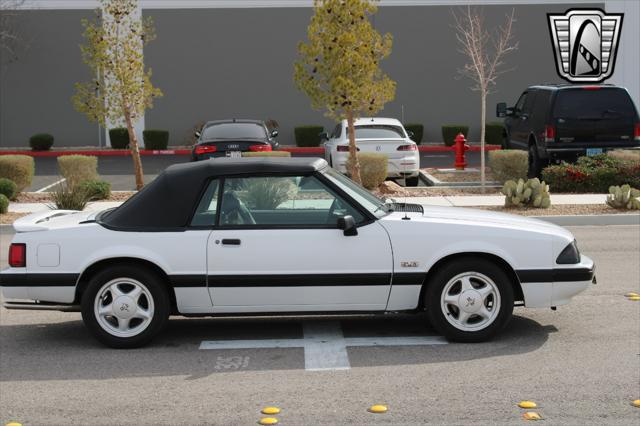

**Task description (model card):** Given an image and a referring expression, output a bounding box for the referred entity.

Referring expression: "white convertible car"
[1,158,595,348]
[323,117,421,185]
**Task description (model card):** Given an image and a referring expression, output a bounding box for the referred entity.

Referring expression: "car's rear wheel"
[528,144,546,178]
[81,265,170,348]
[405,175,420,187]
[425,258,514,342]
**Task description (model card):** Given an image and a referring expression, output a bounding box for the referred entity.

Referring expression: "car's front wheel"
[81,265,170,348]
[425,258,514,342]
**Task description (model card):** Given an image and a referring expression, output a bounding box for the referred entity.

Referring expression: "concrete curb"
[0,145,501,157]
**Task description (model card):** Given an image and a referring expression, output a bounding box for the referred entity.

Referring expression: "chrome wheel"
[440,272,501,332]
[93,278,155,338]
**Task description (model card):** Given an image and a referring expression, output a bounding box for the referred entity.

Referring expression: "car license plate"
[586,148,603,156]
[227,151,242,158]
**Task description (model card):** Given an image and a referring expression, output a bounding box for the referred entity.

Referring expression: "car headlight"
[556,240,581,264]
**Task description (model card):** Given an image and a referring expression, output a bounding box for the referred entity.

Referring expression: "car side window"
[332,124,342,139]
[191,179,220,226]
[218,175,364,227]
[522,91,537,115]
[514,92,528,114]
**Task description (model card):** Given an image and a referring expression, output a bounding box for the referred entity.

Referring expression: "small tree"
[294,0,395,184]
[453,6,517,188]
[0,0,26,66]
[73,0,162,190]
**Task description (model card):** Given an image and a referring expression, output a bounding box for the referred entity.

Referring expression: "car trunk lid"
[12,210,95,232]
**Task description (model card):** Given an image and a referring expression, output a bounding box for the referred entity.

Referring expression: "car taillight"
[635,123,640,141]
[397,144,417,151]
[249,144,272,152]
[194,145,217,155]
[545,125,556,143]
[336,145,359,152]
[9,243,26,267]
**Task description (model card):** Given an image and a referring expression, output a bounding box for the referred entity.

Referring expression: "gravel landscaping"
[423,168,498,183]
[478,204,636,216]
[14,191,135,203]
[0,212,29,224]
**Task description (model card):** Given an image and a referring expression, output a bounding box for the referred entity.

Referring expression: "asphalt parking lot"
[24,151,481,192]
[1,225,639,425]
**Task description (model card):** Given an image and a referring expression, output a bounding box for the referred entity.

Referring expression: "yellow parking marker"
[5,423,22,426]
[261,407,281,415]
[258,417,278,425]
[522,412,543,421]
[368,404,388,413]
[627,295,640,301]
[632,399,640,408]
[518,401,538,409]
[625,292,639,298]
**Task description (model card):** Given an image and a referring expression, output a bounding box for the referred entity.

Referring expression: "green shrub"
[49,181,90,211]
[0,155,35,192]
[0,178,17,200]
[242,151,291,157]
[542,154,640,193]
[489,150,528,183]
[143,129,169,150]
[294,125,324,147]
[109,127,129,149]
[501,178,551,208]
[78,179,111,200]
[608,149,640,164]
[241,177,297,210]
[29,133,54,151]
[355,152,388,189]
[57,155,98,189]
[403,123,424,144]
[485,122,504,146]
[606,185,640,210]
[441,124,469,147]
[0,194,8,214]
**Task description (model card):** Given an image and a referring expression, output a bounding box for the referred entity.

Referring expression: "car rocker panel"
[0,158,594,348]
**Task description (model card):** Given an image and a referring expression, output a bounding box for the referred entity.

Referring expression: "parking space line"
[35,178,65,193]
[199,320,448,371]
[302,320,351,371]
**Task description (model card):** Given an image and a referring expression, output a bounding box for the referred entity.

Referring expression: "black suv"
[497,84,640,176]
[192,119,280,161]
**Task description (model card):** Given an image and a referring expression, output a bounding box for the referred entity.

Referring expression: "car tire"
[81,265,170,349]
[425,258,514,343]
[405,175,420,187]
[502,132,511,150]
[528,144,543,178]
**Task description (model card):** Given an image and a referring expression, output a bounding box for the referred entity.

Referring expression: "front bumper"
[518,255,595,308]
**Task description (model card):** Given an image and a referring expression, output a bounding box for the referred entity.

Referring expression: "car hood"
[384,205,573,239]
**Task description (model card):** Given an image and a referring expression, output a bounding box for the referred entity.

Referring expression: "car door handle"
[221,239,241,246]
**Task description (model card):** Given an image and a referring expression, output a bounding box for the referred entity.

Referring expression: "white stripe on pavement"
[199,320,448,371]
[35,178,66,193]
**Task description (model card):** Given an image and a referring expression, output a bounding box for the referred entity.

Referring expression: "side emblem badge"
[400,261,419,268]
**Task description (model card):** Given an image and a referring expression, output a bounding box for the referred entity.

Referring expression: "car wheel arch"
[416,252,524,310]
[74,257,177,313]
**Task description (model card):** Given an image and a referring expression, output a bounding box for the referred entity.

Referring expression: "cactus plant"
[606,185,640,210]
[501,178,551,208]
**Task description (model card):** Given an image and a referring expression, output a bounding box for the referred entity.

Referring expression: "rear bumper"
[332,152,420,177]
[544,141,640,159]
[0,270,77,304]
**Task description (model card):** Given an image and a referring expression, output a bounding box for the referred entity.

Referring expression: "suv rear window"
[553,89,636,119]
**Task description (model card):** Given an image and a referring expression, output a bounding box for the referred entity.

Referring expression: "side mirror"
[496,102,507,118]
[337,215,358,236]
[270,130,279,138]
[195,131,201,138]
[319,132,329,141]
[407,131,415,139]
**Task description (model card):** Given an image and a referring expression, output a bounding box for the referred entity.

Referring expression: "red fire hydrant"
[454,133,470,170]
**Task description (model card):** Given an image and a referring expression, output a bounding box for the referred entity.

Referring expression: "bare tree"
[453,6,517,188]
[0,0,26,65]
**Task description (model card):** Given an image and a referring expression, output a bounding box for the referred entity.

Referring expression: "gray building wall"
[1,3,616,148]
[0,10,97,148]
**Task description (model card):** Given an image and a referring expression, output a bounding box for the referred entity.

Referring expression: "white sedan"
[1,158,594,348]
[323,117,421,186]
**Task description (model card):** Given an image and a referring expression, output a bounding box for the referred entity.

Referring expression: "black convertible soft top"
[99,157,328,230]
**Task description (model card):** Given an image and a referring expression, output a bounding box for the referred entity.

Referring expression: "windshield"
[553,89,637,119]
[354,125,405,139]
[202,123,267,139]
[324,168,389,218]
